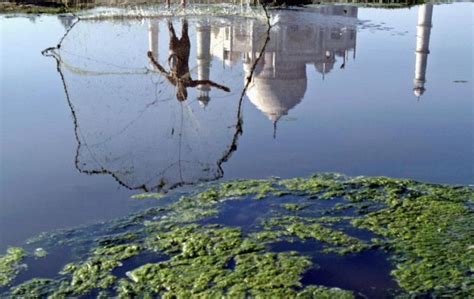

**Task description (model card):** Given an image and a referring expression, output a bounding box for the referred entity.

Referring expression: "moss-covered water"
[1,174,472,297]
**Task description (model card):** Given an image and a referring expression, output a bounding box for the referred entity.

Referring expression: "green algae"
[11,278,58,297]
[121,256,233,296]
[0,247,27,287]
[121,248,314,297]
[41,220,355,297]
[249,230,285,243]
[313,216,354,224]
[146,225,253,257]
[286,222,368,254]
[131,192,165,200]
[54,244,142,295]
[296,285,354,299]
[352,195,474,296]
[33,248,48,258]
[279,174,345,198]
[264,216,369,255]
[198,179,280,201]
[157,195,219,225]
[62,259,118,294]
[282,203,308,211]
[221,252,311,297]
[93,244,142,260]
[326,202,355,213]
[97,232,139,247]
[25,207,162,252]
[3,174,473,297]
[118,223,324,297]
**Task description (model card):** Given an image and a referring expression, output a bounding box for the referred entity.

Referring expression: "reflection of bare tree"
[147,20,230,102]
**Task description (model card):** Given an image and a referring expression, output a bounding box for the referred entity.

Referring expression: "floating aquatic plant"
[131,193,165,200]
[282,203,308,211]
[10,279,58,297]
[2,174,472,297]
[353,195,474,296]
[262,216,369,254]
[0,247,27,287]
[33,248,48,258]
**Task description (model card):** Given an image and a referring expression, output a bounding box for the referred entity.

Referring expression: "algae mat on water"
[1,174,473,297]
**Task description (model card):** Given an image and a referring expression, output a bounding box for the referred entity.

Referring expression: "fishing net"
[45,17,268,191]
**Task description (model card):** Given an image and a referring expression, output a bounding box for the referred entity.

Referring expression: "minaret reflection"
[148,20,159,67]
[196,22,212,107]
[413,4,433,98]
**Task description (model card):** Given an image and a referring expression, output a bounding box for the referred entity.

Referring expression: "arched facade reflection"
[203,6,358,134]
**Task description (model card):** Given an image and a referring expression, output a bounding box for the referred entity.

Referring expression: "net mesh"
[47,17,265,191]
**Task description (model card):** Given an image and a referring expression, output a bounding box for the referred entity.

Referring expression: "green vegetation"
[131,192,165,200]
[52,244,142,296]
[296,285,354,299]
[97,232,139,247]
[198,179,280,200]
[33,248,48,258]
[120,251,319,297]
[279,174,345,197]
[249,230,285,243]
[11,279,58,297]
[2,174,472,297]
[0,247,27,287]
[353,195,474,296]
[263,216,369,254]
[282,203,307,211]
[119,224,352,298]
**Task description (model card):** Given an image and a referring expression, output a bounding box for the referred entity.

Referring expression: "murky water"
[1,2,473,259]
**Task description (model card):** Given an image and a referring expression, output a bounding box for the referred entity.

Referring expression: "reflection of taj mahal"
[210,6,359,130]
[148,6,358,116]
[147,3,433,130]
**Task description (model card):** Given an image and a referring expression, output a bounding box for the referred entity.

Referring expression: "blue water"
[1,3,473,251]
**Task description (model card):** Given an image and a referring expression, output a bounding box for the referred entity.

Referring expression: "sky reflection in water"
[0,3,472,248]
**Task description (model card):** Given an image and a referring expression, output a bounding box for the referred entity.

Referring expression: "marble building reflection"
[243,6,358,135]
[149,6,359,134]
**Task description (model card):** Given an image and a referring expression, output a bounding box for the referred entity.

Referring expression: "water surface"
[1,2,473,249]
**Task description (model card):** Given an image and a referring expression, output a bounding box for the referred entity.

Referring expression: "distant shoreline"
[0,0,430,14]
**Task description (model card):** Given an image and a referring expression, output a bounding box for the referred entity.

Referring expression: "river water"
[1,2,472,251]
